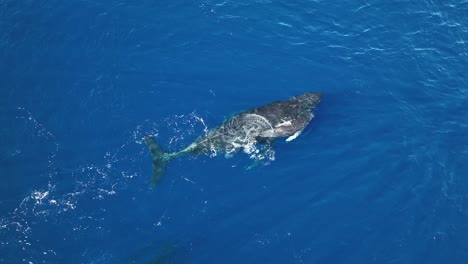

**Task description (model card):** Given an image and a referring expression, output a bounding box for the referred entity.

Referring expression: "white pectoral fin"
[286,130,302,142]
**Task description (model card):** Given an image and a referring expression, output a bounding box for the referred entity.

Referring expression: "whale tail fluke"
[143,136,174,187]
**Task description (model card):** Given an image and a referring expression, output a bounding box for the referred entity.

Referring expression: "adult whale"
[144,92,322,186]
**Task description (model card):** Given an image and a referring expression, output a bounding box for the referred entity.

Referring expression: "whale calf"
[144,92,322,186]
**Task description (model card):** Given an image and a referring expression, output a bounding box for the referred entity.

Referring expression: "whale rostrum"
[144,92,322,186]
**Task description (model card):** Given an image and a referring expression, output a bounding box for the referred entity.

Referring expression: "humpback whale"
[144,92,322,186]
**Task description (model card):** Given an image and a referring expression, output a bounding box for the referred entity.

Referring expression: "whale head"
[251,92,323,139]
[292,92,322,110]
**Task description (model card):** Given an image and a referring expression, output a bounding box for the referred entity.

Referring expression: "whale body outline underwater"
[144,92,322,186]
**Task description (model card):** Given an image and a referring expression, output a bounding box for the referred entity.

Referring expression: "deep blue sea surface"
[1,0,468,263]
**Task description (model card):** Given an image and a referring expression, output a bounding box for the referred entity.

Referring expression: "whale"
[144,92,322,186]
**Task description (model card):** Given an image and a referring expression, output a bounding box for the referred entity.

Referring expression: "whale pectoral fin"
[285,130,302,142]
[245,159,261,170]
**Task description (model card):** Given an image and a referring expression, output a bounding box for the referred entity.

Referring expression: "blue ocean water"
[1,0,468,263]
